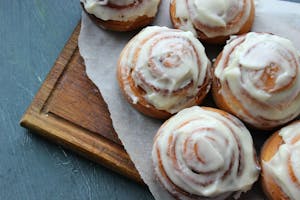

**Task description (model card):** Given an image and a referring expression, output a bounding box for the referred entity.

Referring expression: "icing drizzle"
[263,122,300,200]
[81,0,160,21]
[171,0,252,37]
[119,26,211,113]
[214,32,300,129]
[152,106,260,199]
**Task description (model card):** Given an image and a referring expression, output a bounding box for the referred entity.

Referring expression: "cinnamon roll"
[170,0,255,44]
[80,0,160,31]
[261,121,300,200]
[152,106,260,200]
[212,32,300,130]
[117,26,211,119]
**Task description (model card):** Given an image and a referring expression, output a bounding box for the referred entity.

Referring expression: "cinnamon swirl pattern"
[152,106,260,199]
[81,0,160,31]
[261,121,300,200]
[117,26,211,119]
[170,0,255,43]
[213,32,300,130]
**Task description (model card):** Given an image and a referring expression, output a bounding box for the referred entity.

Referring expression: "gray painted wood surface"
[0,0,299,199]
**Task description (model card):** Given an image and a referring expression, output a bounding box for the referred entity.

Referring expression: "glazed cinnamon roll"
[212,32,300,130]
[261,121,300,200]
[170,0,255,44]
[80,0,160,31]
[152,106,260,200]
[117,26,211,119]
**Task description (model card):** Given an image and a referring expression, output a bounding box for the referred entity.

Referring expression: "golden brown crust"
[211,52,232,114]
[117,62,171,119]
[260,131,290,200]
[116,27,211,119]
[117,60,211,119]
[116,37,171,119]
[153,106,260,200]
[211,33,297,130]
[211,61,276,130]
[81,2,158,32]
[170,0,255,44]
[211,51,259,128]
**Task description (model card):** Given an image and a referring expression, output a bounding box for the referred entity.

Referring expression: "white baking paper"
[78,1,300,199]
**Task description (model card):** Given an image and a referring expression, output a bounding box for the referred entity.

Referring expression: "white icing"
[81,0,160,21]
[172,0,252,37]
[214,32,300,128]
[119,26,211,113]
[152,106,260,199]
[263,122,300,200]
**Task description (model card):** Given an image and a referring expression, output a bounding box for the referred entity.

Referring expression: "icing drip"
[214,32,300,129]
[152,106,260,199]
[263,122,300,200]
[81,0,160,21]
[172,0,252,37]
[119,26,211,113]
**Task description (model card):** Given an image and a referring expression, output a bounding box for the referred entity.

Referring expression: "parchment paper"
[78,1,300,199]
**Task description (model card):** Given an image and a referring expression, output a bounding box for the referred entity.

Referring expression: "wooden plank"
[20,23,143,184]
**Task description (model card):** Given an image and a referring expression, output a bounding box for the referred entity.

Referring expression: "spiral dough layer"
[80,0,160,22]
[152,106,260,200]
[170,0,254,38]
[262,122,300,200]
[213,32,300,129]
[118,26,211,115]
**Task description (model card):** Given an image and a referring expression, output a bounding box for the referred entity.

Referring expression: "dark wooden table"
[0,0,299,199]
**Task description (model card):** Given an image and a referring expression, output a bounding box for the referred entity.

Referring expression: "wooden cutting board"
[20,23,143,184]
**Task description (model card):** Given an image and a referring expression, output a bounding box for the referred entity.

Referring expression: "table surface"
[1,0,299,199]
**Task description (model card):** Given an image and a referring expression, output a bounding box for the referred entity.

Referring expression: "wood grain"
[20,23,143,184]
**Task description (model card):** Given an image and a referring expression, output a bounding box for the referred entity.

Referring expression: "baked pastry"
[80,0,161,31]
[261,121,300,200]
[170,0,255,44]
[152,106,260,200]
[212,32,300,130]
[117,26,211,119]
